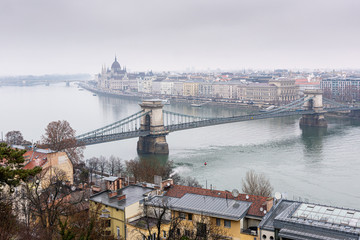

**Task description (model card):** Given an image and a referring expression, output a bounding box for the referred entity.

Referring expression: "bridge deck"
[76,106,360,146]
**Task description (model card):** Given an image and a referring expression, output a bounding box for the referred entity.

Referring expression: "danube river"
[1,83,360,208]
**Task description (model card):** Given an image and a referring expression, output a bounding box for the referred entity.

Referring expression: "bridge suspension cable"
[162,110,214,126]
[264,96,310,114]
[76,110,148,141]
[323,98,350,108]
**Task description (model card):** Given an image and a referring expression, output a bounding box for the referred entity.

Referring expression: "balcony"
[241,227,258,236]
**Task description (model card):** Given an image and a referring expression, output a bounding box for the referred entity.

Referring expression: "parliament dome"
[111,57,121,70]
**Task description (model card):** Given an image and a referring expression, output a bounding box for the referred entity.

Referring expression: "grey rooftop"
[261,199,360,239]
[103,176,119,182]
[90,185,154,210]
[147,193,252,221]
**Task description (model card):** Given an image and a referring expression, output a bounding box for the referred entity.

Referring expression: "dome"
[111,57,121,70]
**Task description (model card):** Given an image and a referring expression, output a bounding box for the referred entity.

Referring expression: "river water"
[1,83,359,209]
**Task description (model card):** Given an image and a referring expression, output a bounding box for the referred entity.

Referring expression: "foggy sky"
[1,0,359,75]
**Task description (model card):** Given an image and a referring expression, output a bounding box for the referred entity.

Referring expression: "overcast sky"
[0,0,359,75]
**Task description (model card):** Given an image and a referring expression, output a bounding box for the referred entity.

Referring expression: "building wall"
[259,229,275,240]
[172,82,184,96]
[212,83,234,99]
[269,78,299,104]
[90,201,126,239]
[183,82,199,97]
[42,151,74,185]
[160,82,174,95]
[198,83,213,98]
[125,202,142,220]
[321,78,360,102]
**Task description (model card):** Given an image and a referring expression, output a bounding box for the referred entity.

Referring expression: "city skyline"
[1,0,360,75]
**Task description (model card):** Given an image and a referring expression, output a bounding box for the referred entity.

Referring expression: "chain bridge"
[76,90,360,154]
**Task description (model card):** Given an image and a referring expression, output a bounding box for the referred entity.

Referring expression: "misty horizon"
[1,0,359,75]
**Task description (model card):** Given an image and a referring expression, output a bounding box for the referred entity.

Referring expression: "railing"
[241,228,258,236]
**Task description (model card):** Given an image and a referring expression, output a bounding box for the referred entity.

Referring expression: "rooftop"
[292,203,360,228]
[164,185,270,217]
[23,150,49,169]
[265,199,360,239]
[169,193,251,221]
[90,185,154,210]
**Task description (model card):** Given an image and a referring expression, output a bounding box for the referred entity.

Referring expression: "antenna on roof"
[274,192,282,204]
[275,192,282,200]
[231,189,239,198]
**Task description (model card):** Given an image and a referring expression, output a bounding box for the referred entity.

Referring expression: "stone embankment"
[78,83,262,109]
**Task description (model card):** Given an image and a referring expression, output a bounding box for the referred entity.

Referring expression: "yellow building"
[23,148,74,184]
[90,184,157,239]
[127,185,273,240]
[183,82,199,97]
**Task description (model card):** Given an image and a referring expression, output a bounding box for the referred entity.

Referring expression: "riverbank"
[79,82,262,109]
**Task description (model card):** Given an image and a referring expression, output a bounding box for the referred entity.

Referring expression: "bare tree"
[176,176,203,188]
[130,197,183,240]
[98,155,107,178]
[242,169,273,197]
[41,120,84,164]
[87,157,99,183]
[126,159,173,183]
[131,197,226,240]
[5,130,24,145]
[108,155,123,176]
[0,194,19,240]
[24,168,86,239]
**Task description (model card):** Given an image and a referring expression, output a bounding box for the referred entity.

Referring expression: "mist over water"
[1,83,359,209]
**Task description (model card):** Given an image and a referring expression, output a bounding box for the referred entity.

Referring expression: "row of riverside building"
[89,176,360,240]
[96,57,360,104]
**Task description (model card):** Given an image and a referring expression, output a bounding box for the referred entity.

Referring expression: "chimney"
[108,191,117,198]
[161,179,174,190]
[117,194,126,201]
[266,197,274,211]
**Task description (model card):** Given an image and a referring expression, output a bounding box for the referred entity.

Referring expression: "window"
[177,228,181,236]
[188,213,193,220]
[105,219,111,228]
[163,231,166,238]
[117,226,120,238]
[216,218,221,226]
[179,212,186,219]
[185,230,191,237]
[224,220,231,228]
[196,223,207,237]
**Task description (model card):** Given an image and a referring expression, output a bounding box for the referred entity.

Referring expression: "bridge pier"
[299,114,327,127]
[137,100,169,155]
[349,109,360,118]
[299,89,328,128]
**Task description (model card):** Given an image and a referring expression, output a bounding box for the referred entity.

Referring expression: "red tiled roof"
[23,150,48,169]
[164,185,270,217]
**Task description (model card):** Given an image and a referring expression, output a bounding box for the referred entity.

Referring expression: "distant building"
[269,77,299,104]
[183,82,200,97]
[321,77,360,102]
[295,77,320,94]
[97,56,131,91]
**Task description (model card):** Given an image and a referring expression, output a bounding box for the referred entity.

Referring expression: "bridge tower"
[137,100,169,155]
[299,89,327,127]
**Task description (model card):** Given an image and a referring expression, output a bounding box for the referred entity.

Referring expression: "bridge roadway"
[77,106,360,146]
